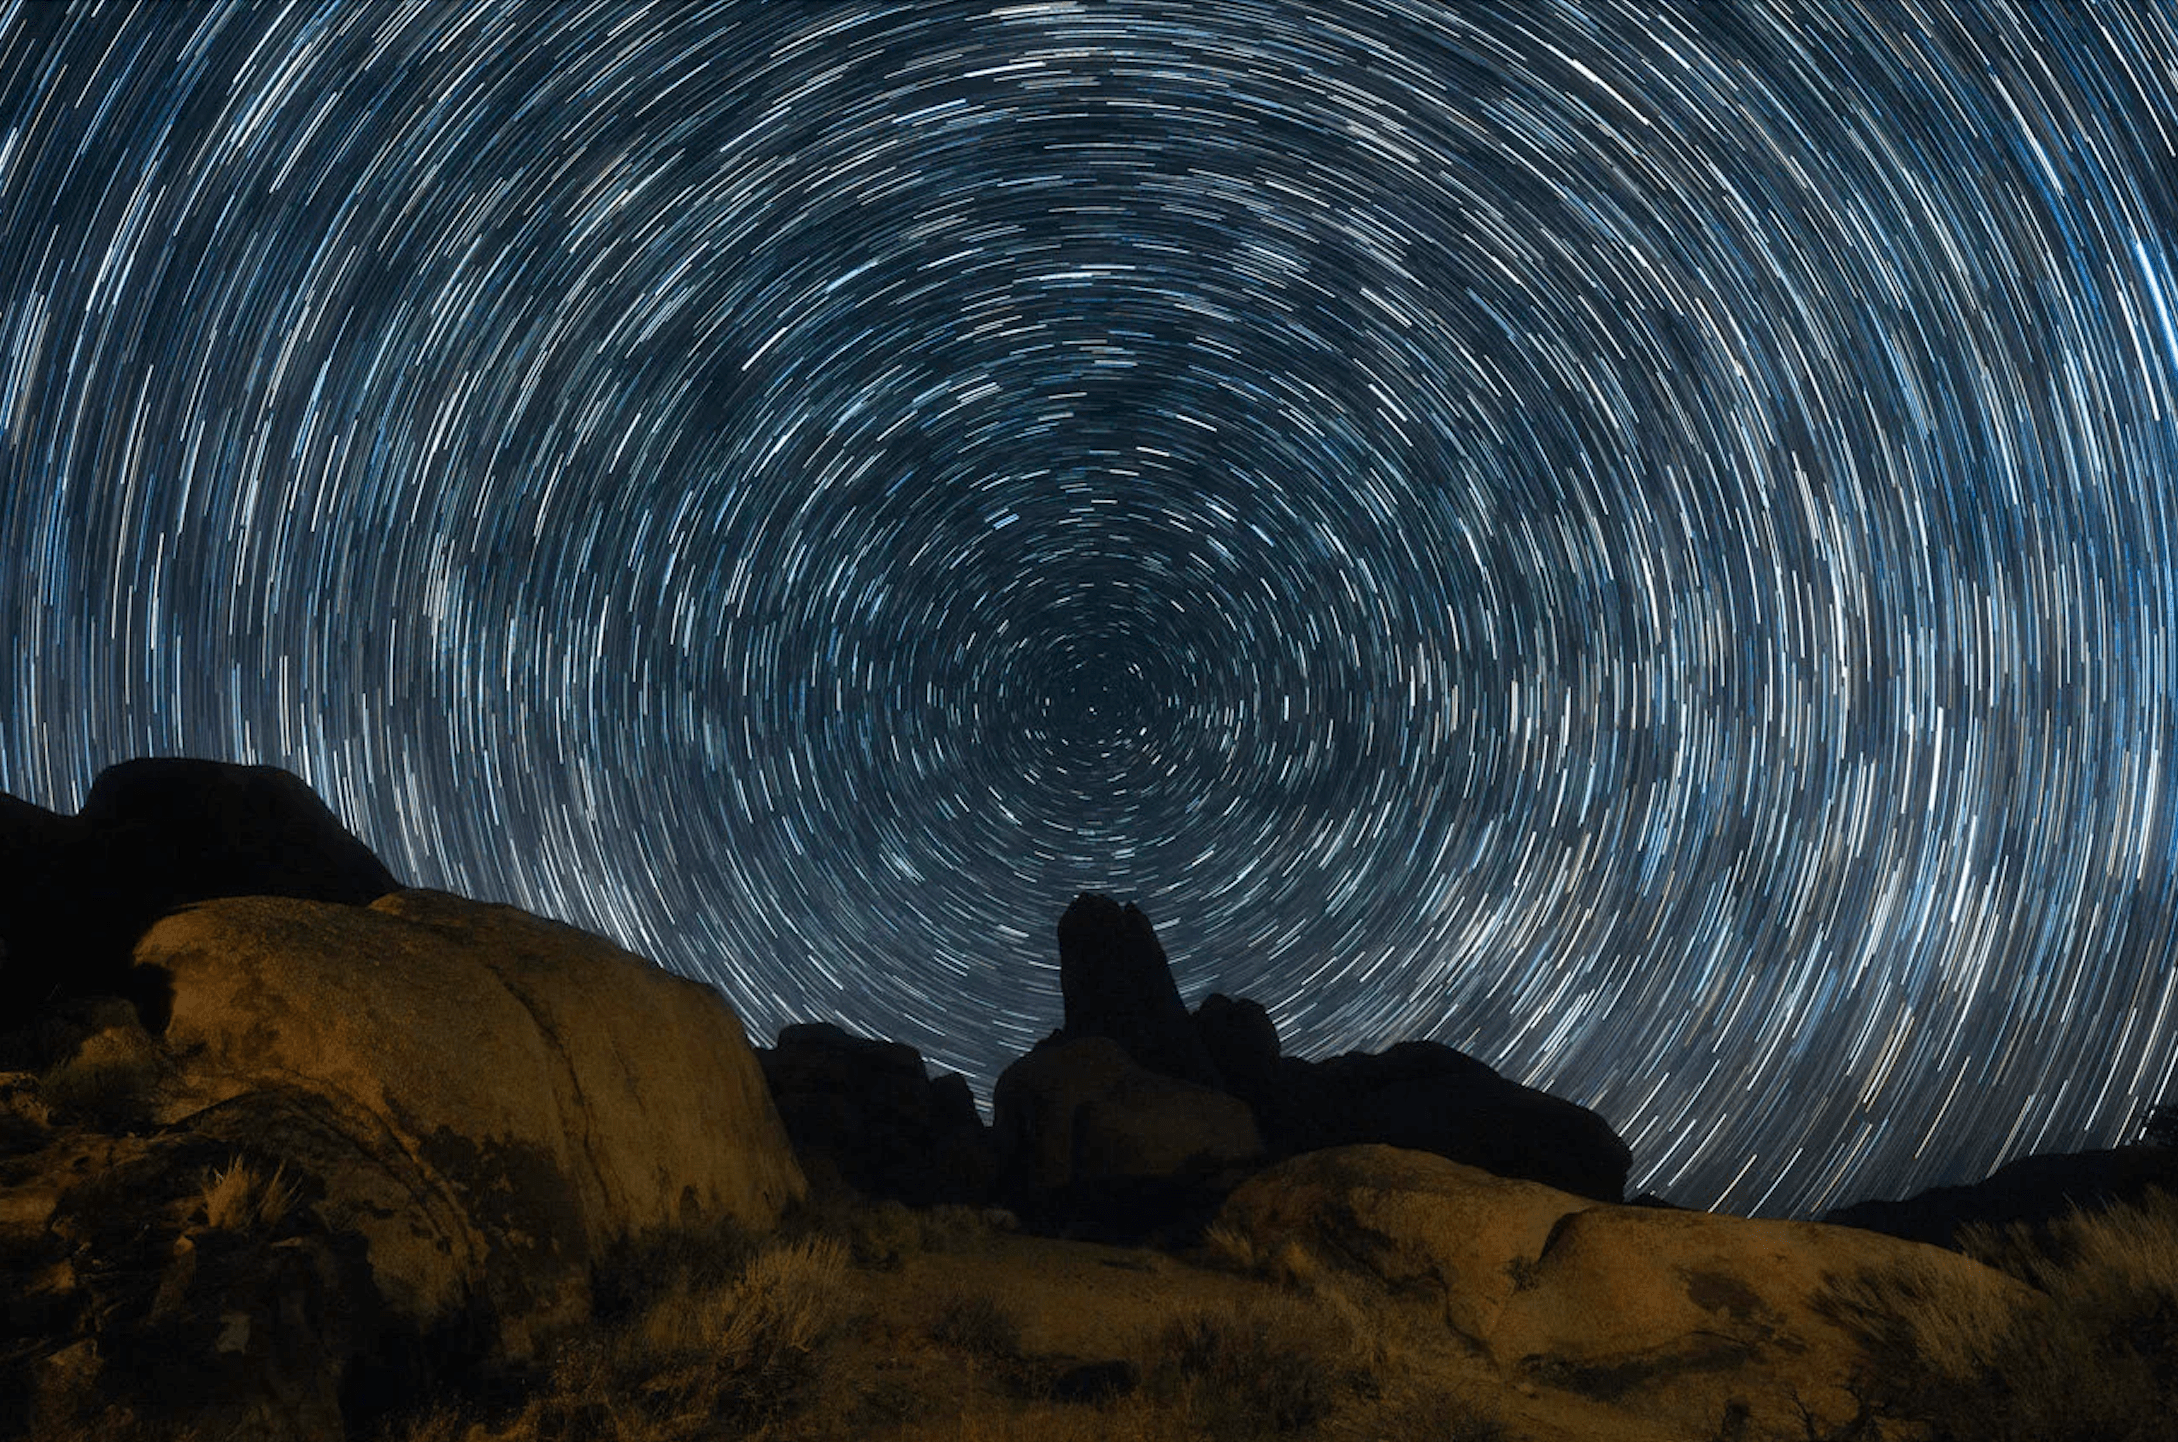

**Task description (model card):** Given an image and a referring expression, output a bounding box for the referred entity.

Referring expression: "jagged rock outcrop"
[999,894,1631,1226]
[1221,1145,2037,1439]
[759,1021,999,1206]
[1822,1144,2178,1248]
[0,759,400,1022]
[1055,893,1222,1088]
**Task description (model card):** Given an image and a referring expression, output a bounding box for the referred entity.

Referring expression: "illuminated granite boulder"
[137,889,804,1357]
[1222,1144,2037,1439]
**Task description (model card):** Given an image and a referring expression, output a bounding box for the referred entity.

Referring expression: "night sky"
[4,1,2177,1217]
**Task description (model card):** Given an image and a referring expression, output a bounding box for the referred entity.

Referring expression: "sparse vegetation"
[1823,1189,2178,1442]
[1139,1300,1346,1439]
[930,1292,1023,1361]
[34,1052,159,1131]
[197,1158,297,1233]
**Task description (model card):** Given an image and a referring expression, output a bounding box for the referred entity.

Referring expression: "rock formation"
[144,890,805,1350]
[2,877,804,1437]
[1054,893,1222,1088]
[0,759,401,1022]
[758,1021,998,1206]
[1221,1144,2038,1439]
[1822,1143,2178,1247]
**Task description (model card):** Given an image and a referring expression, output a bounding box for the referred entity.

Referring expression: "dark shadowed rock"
[996,1037,1261,1193]
[1821,1145,2178,1248]
[1056,893,1221,1088]
[0,759,401,1024]
[758,1021,999,1206]
[1192,993,1279,1096]
[994,1036,1261,1239]
[1243,1041,1630,1203]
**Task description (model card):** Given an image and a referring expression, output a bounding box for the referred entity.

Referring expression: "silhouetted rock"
[1212,1038,1631,1203]
[1055,894,1222,1088]
[0,759,400,1025]
[1318,1040,1630,1202]
[1192,993,1279,1095]
[1822,1145,2178,1248]
[996,1037,1262,1191]
[759,1022,999,1206]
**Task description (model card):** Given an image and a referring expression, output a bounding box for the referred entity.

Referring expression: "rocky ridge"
[1,759,2168,1442]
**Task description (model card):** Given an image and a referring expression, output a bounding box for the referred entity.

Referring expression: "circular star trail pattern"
[5,1,2178,1215]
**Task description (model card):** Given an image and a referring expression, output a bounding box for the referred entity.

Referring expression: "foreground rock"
[758,1021,999,1206]
[147,890,806,1349]
[3,887,805,1439]
[1222,1145,2036,1438]
[0,759,401,1022]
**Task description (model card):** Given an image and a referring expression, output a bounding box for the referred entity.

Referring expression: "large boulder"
[137,889,805,1357]
[1218,1144,1596,1343]
[1,760,401,1022]
[758,1021,998,1206]
[1191,993,1279,1096]
[1055,894,1222,1088]
[1221,1145,2036,1438]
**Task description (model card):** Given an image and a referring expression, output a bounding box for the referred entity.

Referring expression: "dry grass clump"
[1137,1298,1350,1440]
[390,1234,853,1442]
[1825,1189,2178,1442]
[929,1292,1024,1362]
[1200,1223,1327,1293]
[196,1157,298,1233]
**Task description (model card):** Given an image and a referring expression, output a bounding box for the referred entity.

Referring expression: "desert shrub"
[36,1053,159,1131]
[1140,1300,1345,1439]
[508,1234,853,1440]
[1327,1377,1508,1442]
[589,1212,757,1322]
[920,1202,1005,1253]
[1825,1191,2178,1442]
[1201,1222,1259,1273]
[930,1292,1023,1361]
[197,1158,297,1233]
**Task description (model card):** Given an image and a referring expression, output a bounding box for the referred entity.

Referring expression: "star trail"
[5,0,2178,1216]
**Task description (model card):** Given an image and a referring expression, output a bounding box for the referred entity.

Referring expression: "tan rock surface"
[1220,1143,1596,1343]
[1220,1142,2036,1437]
[139,889,804,1348]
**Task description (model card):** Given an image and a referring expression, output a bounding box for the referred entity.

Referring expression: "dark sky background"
[4,0,2177,1217]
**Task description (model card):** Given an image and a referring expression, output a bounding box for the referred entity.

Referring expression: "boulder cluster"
[8,758,2144,1442]
[769,889,1632,1238]
[1,760,802,1437]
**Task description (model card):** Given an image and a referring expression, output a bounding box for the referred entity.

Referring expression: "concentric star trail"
[4,0,2177,1215]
